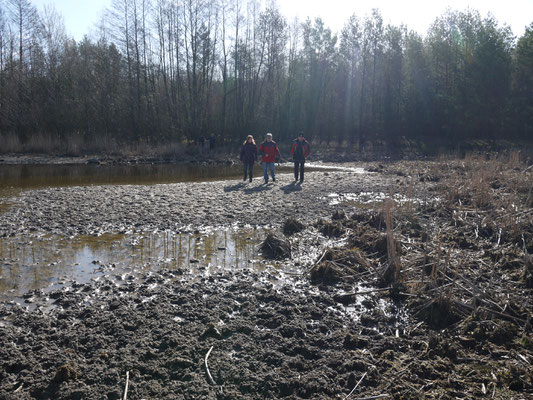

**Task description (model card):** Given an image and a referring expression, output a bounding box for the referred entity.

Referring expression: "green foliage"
[513,23,533,139]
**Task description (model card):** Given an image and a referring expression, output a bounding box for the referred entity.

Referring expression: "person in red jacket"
[290,132,310,183]
[258,133,280,184]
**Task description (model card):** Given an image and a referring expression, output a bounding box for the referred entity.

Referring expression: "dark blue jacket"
[240,142,257,164]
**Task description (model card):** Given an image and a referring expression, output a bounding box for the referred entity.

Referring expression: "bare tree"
[181,0,218,140]
[340,14,362,145]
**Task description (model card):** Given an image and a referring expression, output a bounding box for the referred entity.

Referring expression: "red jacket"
[258,140,279,163]
[290,139,310,161]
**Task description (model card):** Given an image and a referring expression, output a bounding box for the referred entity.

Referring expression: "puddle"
[0,162,370,305]
[303,163,366,174]
[0,227,284,302]
[325,191,437,207]
[0,162,365,191]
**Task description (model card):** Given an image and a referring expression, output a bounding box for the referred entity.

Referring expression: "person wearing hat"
[290,132,310,183]
[258,133,280,184]
[240,134,257,182]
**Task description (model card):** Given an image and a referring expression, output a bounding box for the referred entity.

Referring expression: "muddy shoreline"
[0,166,386,237]
[1,158,532,399]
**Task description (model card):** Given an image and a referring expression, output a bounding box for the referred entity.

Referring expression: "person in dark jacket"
[240,135,257,182]
[199,136,205,154]
[290,132,310,183]
[258,133,280,184]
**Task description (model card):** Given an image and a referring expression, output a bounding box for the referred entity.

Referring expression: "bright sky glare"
[30,0,532,41]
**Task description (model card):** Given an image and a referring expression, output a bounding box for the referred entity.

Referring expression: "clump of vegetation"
[309,248,372,284]
[283,218,305,236]
[53,363,79,383]
[260,233,291,259]
[315,219,345,238]
[306,153,533,348]
[310,261,346,284]
[350,210,386,230]
[331,210,346,220]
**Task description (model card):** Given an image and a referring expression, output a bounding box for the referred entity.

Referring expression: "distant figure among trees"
[291,132,310,183]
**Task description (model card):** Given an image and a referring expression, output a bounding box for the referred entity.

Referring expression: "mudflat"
[0,158,532,399]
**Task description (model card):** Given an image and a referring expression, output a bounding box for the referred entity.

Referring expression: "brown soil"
[1,155,532,399]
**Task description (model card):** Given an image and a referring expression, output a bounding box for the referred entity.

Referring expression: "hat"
[298,131,304,137]
[266,133,273,137]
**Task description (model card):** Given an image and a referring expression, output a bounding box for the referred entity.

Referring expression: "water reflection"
[0,228,267,299]
[0,163,247,189]
[0,162,361,190]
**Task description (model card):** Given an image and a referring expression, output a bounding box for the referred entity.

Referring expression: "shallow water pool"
[0,227,283,301]
[0,162,363,190]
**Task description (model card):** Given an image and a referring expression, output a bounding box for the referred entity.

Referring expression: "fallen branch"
[123,371,129,400]
[344,372,367,399]
[494,208,533,221]
[339,288,392,297]
[353,395,389,400]
[307,249,328,274]
[13,383,23,393]
[478,307,528,326]
[205,346,216,385]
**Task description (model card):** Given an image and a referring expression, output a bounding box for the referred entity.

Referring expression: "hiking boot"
[249,178,252,182]
[272,177,276,182]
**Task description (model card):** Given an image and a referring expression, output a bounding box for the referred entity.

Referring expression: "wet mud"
[0,166,373,237]
[1,157,532,399]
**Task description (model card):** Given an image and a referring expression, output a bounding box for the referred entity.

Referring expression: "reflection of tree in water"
[202,231,220,269]
[171,229,262,271]
[232,229,261,270]
[0,164,252,190]
[0,236,77,295]
[0,229,266,299]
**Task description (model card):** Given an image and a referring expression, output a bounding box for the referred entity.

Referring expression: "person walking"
[240,135,257,182]
[290,132,310,183]
[258,133,280,184]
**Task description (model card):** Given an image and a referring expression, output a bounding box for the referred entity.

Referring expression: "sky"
[278,0,533,37]
[30,0,533,41]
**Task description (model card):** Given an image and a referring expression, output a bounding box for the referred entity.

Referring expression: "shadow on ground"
[223,182,246,192]
[280,182,302,194]
[243,184,273,194]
